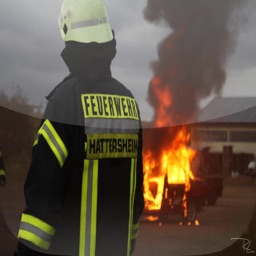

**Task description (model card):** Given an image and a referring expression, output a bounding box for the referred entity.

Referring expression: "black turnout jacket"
[16,40,144,256]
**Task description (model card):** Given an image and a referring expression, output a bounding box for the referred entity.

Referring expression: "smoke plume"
[144,0,246,127]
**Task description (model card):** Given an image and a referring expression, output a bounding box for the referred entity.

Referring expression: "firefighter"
[0,150,6,188]
[14,0,144,255]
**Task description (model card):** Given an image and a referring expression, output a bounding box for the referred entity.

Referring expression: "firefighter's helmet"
[58,0,113,43]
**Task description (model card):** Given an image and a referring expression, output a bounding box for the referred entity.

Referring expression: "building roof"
[198,97,256,124]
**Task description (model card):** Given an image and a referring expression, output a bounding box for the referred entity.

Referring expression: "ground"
[0,177,255,256]
[133,182,256,256]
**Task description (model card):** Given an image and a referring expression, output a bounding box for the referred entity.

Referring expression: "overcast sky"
[0,0,256,122]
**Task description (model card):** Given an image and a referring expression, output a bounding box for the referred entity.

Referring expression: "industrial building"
[190,97,256,175]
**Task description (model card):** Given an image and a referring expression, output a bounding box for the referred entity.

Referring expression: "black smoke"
[144,0,247,126]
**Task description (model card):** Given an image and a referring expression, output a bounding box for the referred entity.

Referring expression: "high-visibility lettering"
[97,96,103,116]
[114,97,122,117]
[108,97,114,116]
[126,98,132,116]
[81,94,139,120]
[83,96,90,116]
[85,134,139,159]
[121,98,128,116]
[103,96,109,116]
[131,100,138,118]
[91,96,97,116]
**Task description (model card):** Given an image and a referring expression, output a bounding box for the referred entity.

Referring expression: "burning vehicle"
[142,126,201,223]
[144,176,208,224]
[139,0,242,224]
[142,126,223,223]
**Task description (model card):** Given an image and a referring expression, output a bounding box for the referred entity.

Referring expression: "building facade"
[190,97,256,175]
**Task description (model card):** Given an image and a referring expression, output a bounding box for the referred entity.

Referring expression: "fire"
[164,129,195,186]
[143,127,196,212]
[179,219,200,226]
[143,150,165,210]
[151,76,173,127]
[143,24,197,220]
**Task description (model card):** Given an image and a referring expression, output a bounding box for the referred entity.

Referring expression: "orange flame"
[151,76,173,127]
[143,127,196,211]
[144,25,196,220]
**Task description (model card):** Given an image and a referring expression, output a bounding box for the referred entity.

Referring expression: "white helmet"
[58,0,113,43]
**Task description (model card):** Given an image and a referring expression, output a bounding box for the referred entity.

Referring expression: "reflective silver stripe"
[43,125,65,158]
[42,123,67,167]
[80,160,98,256]
[19,222,53,243]
[71,16,108,30]
[18,213,56,250]
[85,160,93,256]
[127,159,137,255]
[84,118,140,134]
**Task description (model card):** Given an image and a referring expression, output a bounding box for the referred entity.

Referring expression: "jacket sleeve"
[17,99,75,254]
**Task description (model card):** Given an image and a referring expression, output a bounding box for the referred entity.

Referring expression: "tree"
[0,87,42,173]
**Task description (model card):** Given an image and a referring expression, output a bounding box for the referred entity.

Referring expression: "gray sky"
[0,0,256,122]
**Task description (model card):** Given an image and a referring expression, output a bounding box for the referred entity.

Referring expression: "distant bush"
[0,87,42,177]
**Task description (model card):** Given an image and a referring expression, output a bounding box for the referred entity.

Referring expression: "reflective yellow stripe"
[34,120,68,167]
[90,160,98,255]
[132,223,138,229]
[33,124,44,147]
[21,214,55,235]
[131,223,139,239]
[43,120,68,166]
[79,159,89,256]
[18,230,50,250]
[18,213,56,250]
[0,169,6,176]
[127,159,136,256]
[80,160,98,256]
[33,139,39,147]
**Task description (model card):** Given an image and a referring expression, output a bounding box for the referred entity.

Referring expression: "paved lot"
[1,180,256,256]
[133,184,256,256]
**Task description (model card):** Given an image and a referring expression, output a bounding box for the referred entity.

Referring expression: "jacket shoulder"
[44,75,85,125]
[47,75,83,103]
